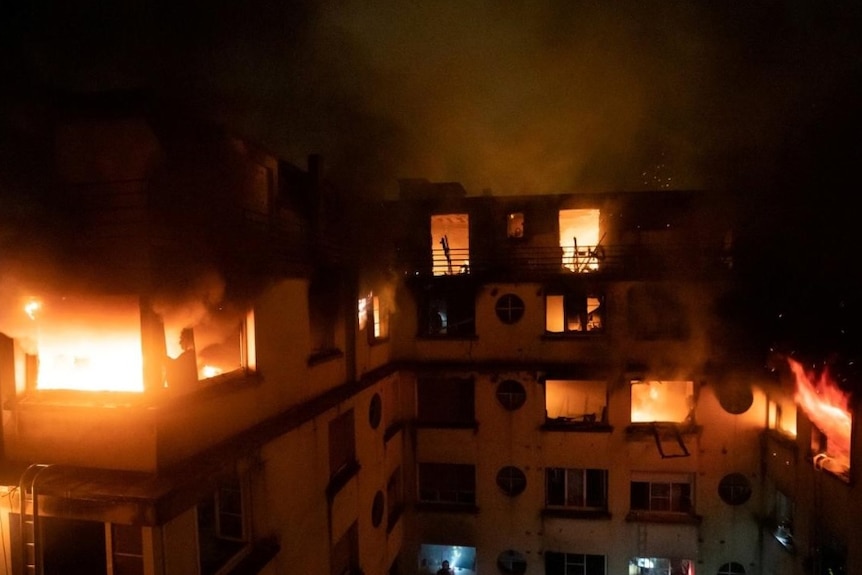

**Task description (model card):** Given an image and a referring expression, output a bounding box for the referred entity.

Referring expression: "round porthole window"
[371,490,384,528]
[717,382,754,415]
[497,550,527,574]
[496,466,527,497]
[496,380,526,411]
[718,473,752,505]
[368,393,382,430]
[495,294,525,324]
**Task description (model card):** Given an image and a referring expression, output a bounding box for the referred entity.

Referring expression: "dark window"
[717,383,754,414]
[496,379,526,411]
[420,283,476,337]
[496,466,527,497]
[418,463,476,505]
[718,473,752,505]
[198,473,247,575]
[630,478,692,513]
[330,522,359,575]
[544,551,605,575]
[497,550,527,574]
[387,467,404,528]
[546,468,607,509]
[371,491,385,528]
[626,285,689,341]
[369,393,382,429]
[329,410,356,478]
[417,377,475,426]
[112,524,144,575]
[495,294,525,324]
[545,292,604,334]
[309,270,342,356]
[38,517,106,575]
[717,563,746,575]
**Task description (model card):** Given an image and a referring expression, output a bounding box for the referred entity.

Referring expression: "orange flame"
[787,358,852,468]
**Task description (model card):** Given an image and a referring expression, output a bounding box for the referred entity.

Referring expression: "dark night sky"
[2,1,861,376]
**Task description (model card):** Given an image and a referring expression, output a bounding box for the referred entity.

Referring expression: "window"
[545,292,604,333]
[421,283,476,337]
[419,544,477,574]
[718,562,746,574]
[630,380,694,424]
[497,550,527,574]
[628,557,695,575]
[546,468,607,510]
[495,293,525,324]
[545,379,607,424]
[371,491,385,528]
[507,212,525,238]
[431,213,470,275]
[496,466,527,497]
[331,521,359,575]
[559,209,601,273]
[626,284,690,340]
[416,377,475,427]
[496,379,527,411]
[387,467,404,529]
[329,410,357,479]
[418,463,476,506]
[545,551,605,575]
[198,472,248,575]
[309,270,342,358]
[368,393,383,430]
[716,382,753,415]
[111,524,144,575]
[767,397,797,437]
[772,489,794,550]
[10,515,107,575]
[718,473,752,505]
[630,473,693,514]
[363,292,390,342]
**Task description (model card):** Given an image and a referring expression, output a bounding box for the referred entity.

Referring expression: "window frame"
[417,462,476,507]
[545,467,608,511]
[629,473,694,515]
[544,291,605,335]
[544,551,606,575]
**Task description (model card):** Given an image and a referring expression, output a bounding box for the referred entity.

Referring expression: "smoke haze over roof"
[2,1,860,199]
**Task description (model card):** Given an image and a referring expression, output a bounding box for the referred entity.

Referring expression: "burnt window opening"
[630,474,693,514]
[545,468,608,510]
[495,293,525,324]
[420,285,476,337]
[545,551,606,575]
[416,377,475,427]
[630,380,695,424]
[545,292,604,334]
[496,379,527,411]
[545,379,607,425]
[198,471,249,575]
[431,213,470,275]
[626,284,690,341]
[418,463,476,506]
[507,212,525,239]
[718,473,752,506]
[496,466,527,497]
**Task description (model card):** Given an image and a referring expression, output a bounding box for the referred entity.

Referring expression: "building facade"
[0,96,858,575]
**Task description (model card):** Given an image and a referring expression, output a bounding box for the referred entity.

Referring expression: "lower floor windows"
[418,463,476,506]
[546,468,608,510]
[628,557,695,575]
[545,551,605,575]
[630,473,693,514]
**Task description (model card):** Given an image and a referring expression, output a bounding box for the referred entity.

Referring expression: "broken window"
[418,463,476,505]
[630,380,694,424]
[628,557,696,575]
[559,209,602,273]
[431,213,470,275]
[545,379,607,424]
[545,292,604,334]
[630,473,693,514]
[416,377,475,427]
[545,552,606,575]
[545,468,608,510]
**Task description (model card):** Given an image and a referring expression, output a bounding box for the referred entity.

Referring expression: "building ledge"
[625,511,702,525]
[414,502,479,515]
[541,420,612,433]
[541,508,611,520]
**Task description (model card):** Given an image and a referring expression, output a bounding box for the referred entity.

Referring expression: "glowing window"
[767,397,797,437]
[546,379,606,423]
[559,209,601,273]
[365,293,389,342]
[507,212,525,238]
[628,557,695,575]
[431,213,470,275]
[545,293,604,334]
[630,380,694,423]
[419,544,476,574]
[546,468,608,509]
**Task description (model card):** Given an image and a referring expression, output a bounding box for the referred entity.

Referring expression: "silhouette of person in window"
[437,560,453,575]
[165,327,198,389]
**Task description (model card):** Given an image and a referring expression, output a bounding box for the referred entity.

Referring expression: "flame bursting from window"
[631,380,694,423]
[787,358,852,470]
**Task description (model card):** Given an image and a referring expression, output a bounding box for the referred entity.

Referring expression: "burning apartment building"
[0,91,859,575]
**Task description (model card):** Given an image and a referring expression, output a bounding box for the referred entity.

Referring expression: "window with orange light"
[545,292,604,334]
[630,380,694,424]
[544,379,607,425]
